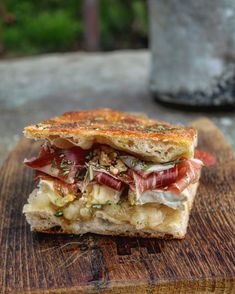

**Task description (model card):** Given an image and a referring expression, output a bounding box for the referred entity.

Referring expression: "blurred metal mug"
[148,0,235,108]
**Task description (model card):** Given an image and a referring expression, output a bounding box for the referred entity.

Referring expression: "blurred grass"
[0,0,148,57]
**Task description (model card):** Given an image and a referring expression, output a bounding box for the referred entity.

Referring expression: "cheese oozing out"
[23,178,192,231]
[130,189,189,210]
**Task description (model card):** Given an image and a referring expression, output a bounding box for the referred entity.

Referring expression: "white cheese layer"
[88,184,121,205]
[23,179,193,231]
[133,189,189,210]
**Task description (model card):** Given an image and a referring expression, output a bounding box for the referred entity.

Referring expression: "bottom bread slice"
[23,182,198,239]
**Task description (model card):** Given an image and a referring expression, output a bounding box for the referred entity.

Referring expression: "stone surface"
[149,0,235,106]
[0,50,234,165]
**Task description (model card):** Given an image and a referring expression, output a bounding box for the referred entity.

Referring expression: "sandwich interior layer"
[23,181,198,238]
[23,141,203,237]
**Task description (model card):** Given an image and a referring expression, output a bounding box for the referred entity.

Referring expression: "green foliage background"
[0,0,148,57]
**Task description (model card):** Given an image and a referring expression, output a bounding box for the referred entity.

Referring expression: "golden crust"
[24,108,196,142]
[24,108,197,162]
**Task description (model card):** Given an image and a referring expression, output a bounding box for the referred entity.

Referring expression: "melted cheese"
[63,200,81,220]
[130,206,165,229]
[24,180,189,231]
[24,179,76,213]
[24,189,51,211]
[40,180,76,207]
[132,189,189,210]
[87,184,121,205]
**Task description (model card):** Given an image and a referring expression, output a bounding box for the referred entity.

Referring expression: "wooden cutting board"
[0,118,234,294]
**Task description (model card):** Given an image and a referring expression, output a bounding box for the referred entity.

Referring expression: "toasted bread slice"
[23,182,198,239]
[24,108,197,162]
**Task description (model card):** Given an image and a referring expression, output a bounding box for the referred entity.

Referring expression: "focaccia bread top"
[24,108,197,162]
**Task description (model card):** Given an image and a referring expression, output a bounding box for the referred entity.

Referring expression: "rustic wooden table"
[0,50,234,167]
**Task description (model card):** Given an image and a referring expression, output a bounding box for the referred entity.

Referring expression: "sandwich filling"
[23,142,210,231]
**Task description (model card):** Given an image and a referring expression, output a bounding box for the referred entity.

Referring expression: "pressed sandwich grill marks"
[24,108,197,163]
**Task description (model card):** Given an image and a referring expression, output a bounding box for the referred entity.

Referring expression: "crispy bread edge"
[23,109,197,162]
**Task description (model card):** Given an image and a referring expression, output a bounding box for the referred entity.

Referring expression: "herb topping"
[54,211,63,217]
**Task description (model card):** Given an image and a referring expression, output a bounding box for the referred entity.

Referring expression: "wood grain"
[0,118,234,294]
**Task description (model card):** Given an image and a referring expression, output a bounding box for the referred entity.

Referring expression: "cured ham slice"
[24,143,211,195]
[95,172,124,191]
[168,160,201,193]
[131,159,202,195]
[130,167,178,194]
[195,150,216,167]
[24,142,87,183]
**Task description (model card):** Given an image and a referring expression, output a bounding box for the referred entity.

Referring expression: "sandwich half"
[23,108,203,239]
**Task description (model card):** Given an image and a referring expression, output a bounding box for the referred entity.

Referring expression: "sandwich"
[23,108,206,239]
